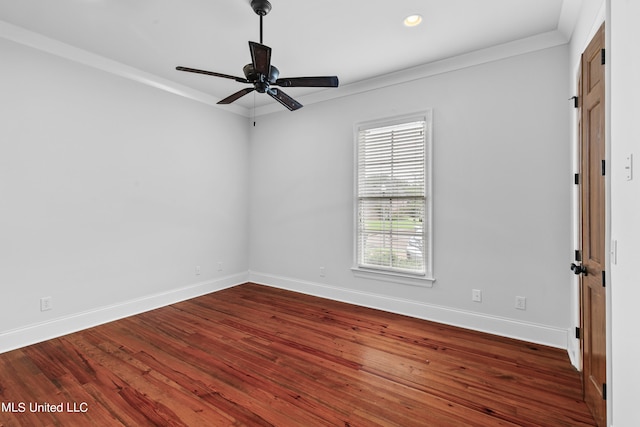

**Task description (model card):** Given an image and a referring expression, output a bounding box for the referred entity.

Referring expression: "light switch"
[625,154,633,181]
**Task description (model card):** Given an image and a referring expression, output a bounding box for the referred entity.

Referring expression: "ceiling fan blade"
[249,41,272,77]
[217,88,255,104]
[274,76,339,88]
[176,66,249,83]
[267,88,303,111]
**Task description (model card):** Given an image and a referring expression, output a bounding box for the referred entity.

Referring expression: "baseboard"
[249,271,569,350]
[2,271,570,355]
[0,272,248,354]
[567,329,582,370]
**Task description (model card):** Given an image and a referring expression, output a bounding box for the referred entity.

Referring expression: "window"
[354,112,433,282]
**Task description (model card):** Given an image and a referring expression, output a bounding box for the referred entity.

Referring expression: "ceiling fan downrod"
[250,0,272,44]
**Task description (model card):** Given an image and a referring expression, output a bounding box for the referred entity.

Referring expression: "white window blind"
[356,118,429,275]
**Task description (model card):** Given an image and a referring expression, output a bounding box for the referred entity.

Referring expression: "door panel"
[579,23,606,427]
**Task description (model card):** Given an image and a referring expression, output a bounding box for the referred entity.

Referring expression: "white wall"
[0,38,250,352]
[249,44,572,348]
[609,1,640,425]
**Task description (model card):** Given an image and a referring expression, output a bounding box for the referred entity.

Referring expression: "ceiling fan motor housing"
[243,63,279,92]
[251,0,272,16]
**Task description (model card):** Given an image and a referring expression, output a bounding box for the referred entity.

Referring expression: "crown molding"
[558,0,582,41]
[253,30,569,117]
[0,20,249,117]
[2,19,568,119]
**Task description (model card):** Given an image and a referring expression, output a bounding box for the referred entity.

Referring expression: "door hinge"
[569,96,579,108]
[601,49,606,65]
[575,327,581,339]
[603,383,607,400]
[602,160,606,176]
[602,270,606,287]
[575,250,582,262]
[574,173,580,185]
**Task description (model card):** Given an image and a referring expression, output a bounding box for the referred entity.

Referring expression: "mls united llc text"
[2,401,88,413]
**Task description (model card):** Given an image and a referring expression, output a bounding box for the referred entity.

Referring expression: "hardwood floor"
[0,283,595,426]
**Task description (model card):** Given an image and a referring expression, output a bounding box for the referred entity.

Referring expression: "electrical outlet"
[195,265,201,276]
[218,262,223,272]
[40,296,53,312]
[319,267,326,277]
[515,296,526,310]
[472,289,482,302]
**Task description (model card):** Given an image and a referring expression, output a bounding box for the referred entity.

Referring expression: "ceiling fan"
[176,0,339,111]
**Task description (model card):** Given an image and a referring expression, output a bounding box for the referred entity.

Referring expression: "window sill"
[351,267,435,288]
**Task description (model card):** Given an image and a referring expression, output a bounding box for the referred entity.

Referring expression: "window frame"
[352,111,434,286]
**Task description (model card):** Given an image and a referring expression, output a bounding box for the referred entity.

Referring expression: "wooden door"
[578,23,607,427]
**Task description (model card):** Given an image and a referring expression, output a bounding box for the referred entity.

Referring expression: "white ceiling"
[0,0,580,114]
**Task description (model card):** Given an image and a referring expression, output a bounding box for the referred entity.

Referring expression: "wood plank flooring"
[0,283,595,426]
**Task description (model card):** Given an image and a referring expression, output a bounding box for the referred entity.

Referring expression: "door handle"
[570,263,588,276]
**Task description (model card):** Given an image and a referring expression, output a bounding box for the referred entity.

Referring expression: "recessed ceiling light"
[403,14,423,27]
